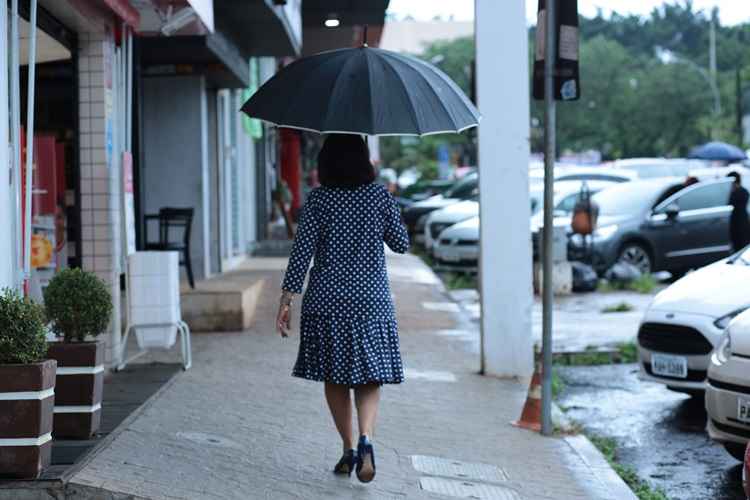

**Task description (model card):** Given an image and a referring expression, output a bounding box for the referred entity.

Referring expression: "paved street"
[64,253,634,500]
[558,364,746,500]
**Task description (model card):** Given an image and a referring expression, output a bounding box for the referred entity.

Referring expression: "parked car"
[706,307,750,461]
[636,246,750,394]
[569,178,735,275]
[423,199,478,252]
[430,180,607,266]
[402,172,478,243]
[400,178,455,201]
[609,158,706,179]
[529,166,635,188]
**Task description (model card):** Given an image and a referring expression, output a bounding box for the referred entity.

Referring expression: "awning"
[138,32,249,88]
[187,0,214,32]
[214,0,302,57]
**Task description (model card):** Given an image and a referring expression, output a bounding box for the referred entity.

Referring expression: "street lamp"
[655,46,721,117]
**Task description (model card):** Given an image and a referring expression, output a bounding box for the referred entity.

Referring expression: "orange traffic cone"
[511,351,543,432]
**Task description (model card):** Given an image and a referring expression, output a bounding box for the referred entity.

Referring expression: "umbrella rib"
[382,51,462,127]
[378,56,422,134]
[322,52,368,134]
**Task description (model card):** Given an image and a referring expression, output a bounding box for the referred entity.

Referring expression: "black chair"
[144,207,195,289]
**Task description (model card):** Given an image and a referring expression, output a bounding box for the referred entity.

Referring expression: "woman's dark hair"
[728,171,741,184]
[317,134,376,189]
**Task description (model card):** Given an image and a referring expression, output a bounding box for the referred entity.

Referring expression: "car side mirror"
[663,203,680,219]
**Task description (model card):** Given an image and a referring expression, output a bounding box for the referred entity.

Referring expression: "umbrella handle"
[362,25,368,47]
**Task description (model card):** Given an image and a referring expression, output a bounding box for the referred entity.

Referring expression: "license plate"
[738,398,750,423]
[651,353,688,378]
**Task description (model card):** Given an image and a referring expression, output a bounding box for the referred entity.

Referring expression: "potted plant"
[44,268,112,439]
[0,288,56,479]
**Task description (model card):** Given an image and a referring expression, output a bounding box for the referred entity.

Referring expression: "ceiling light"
[325,14,340,28]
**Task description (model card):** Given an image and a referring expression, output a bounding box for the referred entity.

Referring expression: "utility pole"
[541,0,557,437]
[709,9,720,117]
[738,68,745,146]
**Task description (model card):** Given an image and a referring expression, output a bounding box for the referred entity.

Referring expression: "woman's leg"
[324,382,354,451]
[353,383,381,438]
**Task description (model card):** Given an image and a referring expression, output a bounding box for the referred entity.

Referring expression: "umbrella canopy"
[688,141,748,162]
[241,46,480,136]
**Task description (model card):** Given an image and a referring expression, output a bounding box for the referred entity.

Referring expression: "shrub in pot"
[0,288,56,479]
[44,268,112,439]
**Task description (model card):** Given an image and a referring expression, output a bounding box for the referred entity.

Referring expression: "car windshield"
[593,183,670,216]
[444,173,478,199]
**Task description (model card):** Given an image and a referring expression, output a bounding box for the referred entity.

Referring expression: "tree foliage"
[382,1,750,173]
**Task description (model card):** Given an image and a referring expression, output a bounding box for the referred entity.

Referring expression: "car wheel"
[618,243,652,275]
[724,442,747,461]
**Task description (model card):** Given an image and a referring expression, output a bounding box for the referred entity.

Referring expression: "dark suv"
[570,178,736,275]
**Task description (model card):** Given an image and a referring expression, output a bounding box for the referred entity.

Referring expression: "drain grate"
[176,432,240,449]
[411,455,509,483]
[419,477,520,500]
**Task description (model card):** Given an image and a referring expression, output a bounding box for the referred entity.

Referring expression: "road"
[557,363,745,500]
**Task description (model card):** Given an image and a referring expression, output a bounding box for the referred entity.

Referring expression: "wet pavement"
[449,287,656,351]
[558,363,745,500]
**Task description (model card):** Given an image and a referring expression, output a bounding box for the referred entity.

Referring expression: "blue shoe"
[333,449,356,476]
[356,436,376,483]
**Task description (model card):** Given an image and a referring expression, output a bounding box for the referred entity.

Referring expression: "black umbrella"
[688,141,748,163]
[240,46,480,136]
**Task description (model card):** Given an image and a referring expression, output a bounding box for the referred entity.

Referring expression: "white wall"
[475,0,534,378]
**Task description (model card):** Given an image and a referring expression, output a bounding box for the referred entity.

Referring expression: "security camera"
[161,7,198,36]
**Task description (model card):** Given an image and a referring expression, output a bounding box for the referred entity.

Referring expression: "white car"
[431,180,615,266]
[423,199,478,252]
[637,247,750,394]
[706,308,750,461]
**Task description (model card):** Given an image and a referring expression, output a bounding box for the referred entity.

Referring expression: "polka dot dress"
[282,183,410,386]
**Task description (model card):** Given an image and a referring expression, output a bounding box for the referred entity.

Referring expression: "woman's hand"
[276,303,291,337]
[277,290,294,337]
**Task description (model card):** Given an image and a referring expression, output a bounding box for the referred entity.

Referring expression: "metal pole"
[23,0,38,295]
[541,0,557,437]
[10,0,21,291]
[110,46,123,367]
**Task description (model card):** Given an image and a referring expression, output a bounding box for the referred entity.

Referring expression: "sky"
[387,0,749,26]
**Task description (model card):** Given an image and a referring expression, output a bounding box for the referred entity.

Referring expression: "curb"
[564,435,639,500]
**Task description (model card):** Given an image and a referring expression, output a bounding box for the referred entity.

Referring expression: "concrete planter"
[46,341,104,439]
[0,360,56,479]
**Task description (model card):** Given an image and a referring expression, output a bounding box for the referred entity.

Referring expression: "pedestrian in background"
[728,172,750,252]
[276,134,410,484]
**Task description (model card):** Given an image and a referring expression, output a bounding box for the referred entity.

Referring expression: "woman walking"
[276,134,409,483]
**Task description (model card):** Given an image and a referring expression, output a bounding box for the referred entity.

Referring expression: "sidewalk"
[61,253,634,500]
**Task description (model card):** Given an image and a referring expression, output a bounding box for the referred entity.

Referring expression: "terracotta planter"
[46,341,104,439]
[0,359,56,479]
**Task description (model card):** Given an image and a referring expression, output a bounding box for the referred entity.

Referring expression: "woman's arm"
[281,191,321,294]
[383,189,410,254]
[277,192,321,337]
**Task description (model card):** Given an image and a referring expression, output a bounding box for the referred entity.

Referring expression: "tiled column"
[78,28,120,366]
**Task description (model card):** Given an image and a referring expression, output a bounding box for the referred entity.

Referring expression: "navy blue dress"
[282,182,410,386]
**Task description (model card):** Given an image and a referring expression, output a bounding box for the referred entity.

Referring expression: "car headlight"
[714,307,750,329]
[594,225,618,240]
[713,330,732,364]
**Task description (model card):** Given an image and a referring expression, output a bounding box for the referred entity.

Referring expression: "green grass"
[443,272,478,290]
[552,368,565,399]
[554,342,639,366]
[588,435,668,500]
[598,274,658,294]
[601,301,635,313]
